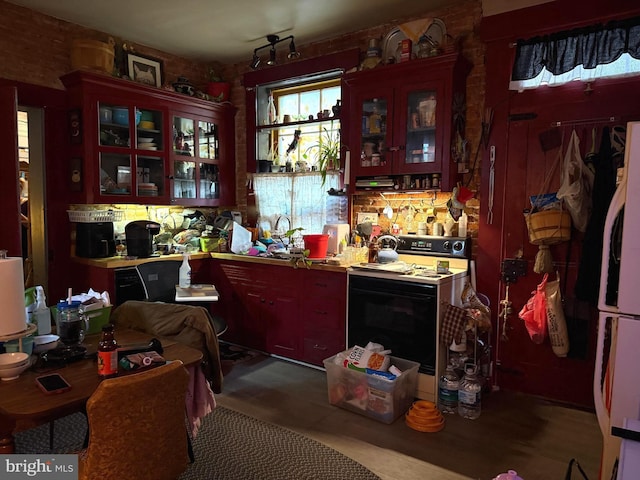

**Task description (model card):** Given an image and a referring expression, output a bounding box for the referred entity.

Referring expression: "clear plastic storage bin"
[323,353,419,424]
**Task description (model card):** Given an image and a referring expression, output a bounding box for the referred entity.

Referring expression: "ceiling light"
[250,53,261,70]
[267,47,277,66]
[250,34,300,69]
[288,38,300,59]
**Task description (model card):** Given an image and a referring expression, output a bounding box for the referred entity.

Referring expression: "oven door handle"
[349,287,437,302]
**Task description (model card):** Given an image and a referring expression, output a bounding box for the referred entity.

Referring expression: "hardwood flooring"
[216,352,603,480]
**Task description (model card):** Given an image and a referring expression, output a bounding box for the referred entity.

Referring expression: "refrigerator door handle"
[598,179,626,312]
[594,312,612,437]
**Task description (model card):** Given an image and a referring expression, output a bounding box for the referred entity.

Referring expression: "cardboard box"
[323,353,419,424]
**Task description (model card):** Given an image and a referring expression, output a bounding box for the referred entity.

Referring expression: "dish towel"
[440,303,467,347]
[185,365,216,438]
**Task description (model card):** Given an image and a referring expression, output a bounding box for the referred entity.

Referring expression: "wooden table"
[0,329,202,454]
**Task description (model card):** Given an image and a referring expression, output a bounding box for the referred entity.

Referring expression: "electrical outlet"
[501,258,527,284]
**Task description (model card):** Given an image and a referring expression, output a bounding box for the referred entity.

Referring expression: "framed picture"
[127,53,163,87]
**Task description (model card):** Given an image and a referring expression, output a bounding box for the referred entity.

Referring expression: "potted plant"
[303,128,340,186]
[206,67,230,102]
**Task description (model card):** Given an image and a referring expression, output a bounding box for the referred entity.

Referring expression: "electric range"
[347,235,471,402]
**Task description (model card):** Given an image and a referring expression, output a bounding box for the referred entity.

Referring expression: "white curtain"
[253,172,340,236]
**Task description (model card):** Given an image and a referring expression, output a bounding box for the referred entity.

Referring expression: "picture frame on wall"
[127,53,163,87]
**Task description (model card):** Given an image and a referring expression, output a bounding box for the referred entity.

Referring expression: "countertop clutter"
[72,251,211,268]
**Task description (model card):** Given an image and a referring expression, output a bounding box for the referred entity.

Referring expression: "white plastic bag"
[545,274,570,357]
[556,130,594,232]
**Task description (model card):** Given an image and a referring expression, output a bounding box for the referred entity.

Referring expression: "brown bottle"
[97,324,118,377]
[368,241,379,263]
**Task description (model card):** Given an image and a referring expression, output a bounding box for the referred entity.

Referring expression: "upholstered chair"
[78,361,190,480]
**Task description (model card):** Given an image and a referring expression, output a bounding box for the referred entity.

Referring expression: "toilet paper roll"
[0,257,28,336]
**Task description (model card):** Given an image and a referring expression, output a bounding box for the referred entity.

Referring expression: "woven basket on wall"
[525,209,571,245]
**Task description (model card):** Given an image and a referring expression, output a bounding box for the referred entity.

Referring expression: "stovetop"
[348,235,470,285]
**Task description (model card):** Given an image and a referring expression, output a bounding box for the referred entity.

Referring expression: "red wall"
[479,0,640,407]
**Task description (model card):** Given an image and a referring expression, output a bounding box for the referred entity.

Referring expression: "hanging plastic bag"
[545,273,570,357]
[518,274,549,344]
[556,130,594,232]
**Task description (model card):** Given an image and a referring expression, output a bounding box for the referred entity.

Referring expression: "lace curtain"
[510,16,640,91]
[253,172,340,236]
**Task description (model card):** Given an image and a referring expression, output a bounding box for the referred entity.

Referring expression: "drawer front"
[303,297,345,331]
[303,333,345,367]
[303,270,346,298]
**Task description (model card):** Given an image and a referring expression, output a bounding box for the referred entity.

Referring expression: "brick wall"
[0,0,211,90]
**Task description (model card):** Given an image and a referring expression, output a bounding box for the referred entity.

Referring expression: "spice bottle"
[97,324,118,377]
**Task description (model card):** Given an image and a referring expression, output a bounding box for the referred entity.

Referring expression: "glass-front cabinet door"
[404,89,437,168]
[171,115,221,204]
[97,102,165,199]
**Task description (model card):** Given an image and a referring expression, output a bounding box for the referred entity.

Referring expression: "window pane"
[300,91,320,120]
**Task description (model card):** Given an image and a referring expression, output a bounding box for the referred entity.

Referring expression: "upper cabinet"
[61,71,236,206]
[343,52,470,192]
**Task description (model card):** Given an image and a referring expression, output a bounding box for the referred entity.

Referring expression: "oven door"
[347,275,438,375]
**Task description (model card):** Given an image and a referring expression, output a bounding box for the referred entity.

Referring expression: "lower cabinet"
[211,260,346,366]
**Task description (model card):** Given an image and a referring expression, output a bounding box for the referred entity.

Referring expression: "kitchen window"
[253,74,342,234]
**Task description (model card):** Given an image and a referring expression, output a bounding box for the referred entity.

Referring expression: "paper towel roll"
[0,257,28,336]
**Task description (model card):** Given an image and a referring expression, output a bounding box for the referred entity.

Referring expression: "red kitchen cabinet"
[343,52,470,192]
[211,259,345,365]
[60,70,236,206]
[300,270,346,366]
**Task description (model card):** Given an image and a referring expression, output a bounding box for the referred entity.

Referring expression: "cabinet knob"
[387,146,400,152]
[313,344,328,351]
[167,175,174,179]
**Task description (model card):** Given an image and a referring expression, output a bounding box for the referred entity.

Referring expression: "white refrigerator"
[594,121,640,480]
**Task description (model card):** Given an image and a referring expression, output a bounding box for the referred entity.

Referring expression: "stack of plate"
[137,137,157,150]
[138,183,158,196]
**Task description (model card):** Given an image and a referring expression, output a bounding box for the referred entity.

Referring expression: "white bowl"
[33,334,60,354]
[0,361,31,381]
[0,352,30,369]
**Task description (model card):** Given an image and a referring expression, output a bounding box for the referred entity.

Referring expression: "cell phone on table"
[35,373,72,395]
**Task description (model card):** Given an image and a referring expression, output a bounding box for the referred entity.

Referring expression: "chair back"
[136,260,181,302]
[79,361,190,480]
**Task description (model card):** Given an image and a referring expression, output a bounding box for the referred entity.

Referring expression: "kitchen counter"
[208,252,348,273]
[71,252,211,269]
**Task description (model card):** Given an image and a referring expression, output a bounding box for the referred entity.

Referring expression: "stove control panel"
[396,235,470,258]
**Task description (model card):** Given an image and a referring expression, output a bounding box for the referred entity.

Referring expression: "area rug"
[14,406,381,480]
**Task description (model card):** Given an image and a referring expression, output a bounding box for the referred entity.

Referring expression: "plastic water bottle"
[438,360,460,414]
[458,363,482,419]
[179,252,191,288]
[34,286,51,335]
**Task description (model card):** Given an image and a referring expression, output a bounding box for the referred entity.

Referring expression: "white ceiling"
[6,0,468,64]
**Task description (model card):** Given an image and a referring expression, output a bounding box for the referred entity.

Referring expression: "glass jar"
[56,301,88,346]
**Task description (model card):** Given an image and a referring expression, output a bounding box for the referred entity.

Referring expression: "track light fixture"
[250,34,300,69]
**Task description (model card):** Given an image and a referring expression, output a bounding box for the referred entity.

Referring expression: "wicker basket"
[71,37,115,74]
[525,209,571,245]
[67,210,123,223]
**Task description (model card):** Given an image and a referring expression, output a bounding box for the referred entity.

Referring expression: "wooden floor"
[216,352,603,480]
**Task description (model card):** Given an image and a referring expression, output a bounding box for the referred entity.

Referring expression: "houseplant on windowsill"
[303,128,340,186]
[206,68,230,102]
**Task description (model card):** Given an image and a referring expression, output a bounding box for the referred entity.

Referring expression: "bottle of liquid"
[34,286,51,335]
[179,252,191,288]
[458,211,468,237]
[97,324,118,377]
[438,360,460,414]
[458,363,482,419]
[268,94,277,124]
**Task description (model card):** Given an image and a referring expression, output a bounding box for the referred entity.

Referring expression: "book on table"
[175,284,219,302]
